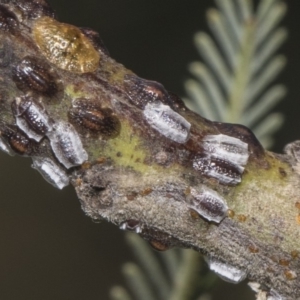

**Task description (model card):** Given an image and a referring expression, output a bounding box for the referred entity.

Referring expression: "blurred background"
[0,0,298,299]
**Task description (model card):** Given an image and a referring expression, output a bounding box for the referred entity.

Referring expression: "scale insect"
[32,16,100,73]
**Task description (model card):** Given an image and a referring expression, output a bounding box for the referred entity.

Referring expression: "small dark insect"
[11,96,53,141]
[32,16,100,73]
[12,56,59,96]
[13,0,55,19]
[0,4,18,32]
[0,124,36,155]
[124,74,172,109]
[68,98,121,138]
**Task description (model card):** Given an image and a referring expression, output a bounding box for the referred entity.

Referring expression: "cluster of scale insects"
[0,0,261,289]
[0,0,119,189]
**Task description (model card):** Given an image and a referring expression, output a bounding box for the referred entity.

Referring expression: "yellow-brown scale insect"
[32,16,100,73]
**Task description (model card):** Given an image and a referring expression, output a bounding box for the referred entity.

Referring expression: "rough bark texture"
[0,1,300,299]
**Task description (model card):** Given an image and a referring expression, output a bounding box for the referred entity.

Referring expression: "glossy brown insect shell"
[68,98,121,138]
[12,56,59,96]
[124,74,172,109]
[0,4,18,32]
[148,240,170,252]
[0,124,35,155]
[32,16,100,73]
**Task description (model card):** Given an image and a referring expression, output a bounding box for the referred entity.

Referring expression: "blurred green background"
[0,0,298,299]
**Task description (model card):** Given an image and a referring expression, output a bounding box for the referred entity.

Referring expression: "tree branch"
[0,1,299,299]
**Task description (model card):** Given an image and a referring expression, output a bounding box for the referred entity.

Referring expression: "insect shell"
[188,187,228,223]
[148,239,170,252]
[204,256,247,284]
[124,74,172,109]
[11,96,53,142]
[68,98,121,138]
[193,154,243,185]
[32,16,100,74]
[193,134,249,185]
[0,4,18,32]
[119,219,142,234]
[32,157,69,190]
[143,101,191,144]
[47,121,88,169]
[0,124,36,156]
[13,0,55,20]
[12,56,59,97]
[202,134,249,166]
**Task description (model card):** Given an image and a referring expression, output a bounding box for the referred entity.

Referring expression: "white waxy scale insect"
[189,187,228,223]
[202,134,249,165]
[193,156,243,185]
[0,137,15,156]
[205,256,247,284]
[47,121,88,169]
[193,134,249,185]
[143,101,191,144]
[119,220,142,234]
[32,157,69,189]
[13,97,53,142]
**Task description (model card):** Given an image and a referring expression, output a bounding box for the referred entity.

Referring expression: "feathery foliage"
[184,0,287,148]
[110,0,287,299]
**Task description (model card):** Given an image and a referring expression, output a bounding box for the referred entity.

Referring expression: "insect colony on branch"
[0,0,261,289]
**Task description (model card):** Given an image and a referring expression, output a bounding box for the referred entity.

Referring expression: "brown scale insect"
[68,98,121,138]
[13,0,55,19]
[0,124,36,155]
[12,56,59,97]
[149,240,170,252]
[32,16,100,73]
[123,74,172,109]
[11,96,53,141]
[0,4,18,32]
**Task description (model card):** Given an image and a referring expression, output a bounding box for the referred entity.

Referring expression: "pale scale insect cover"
[143,101,191,144]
